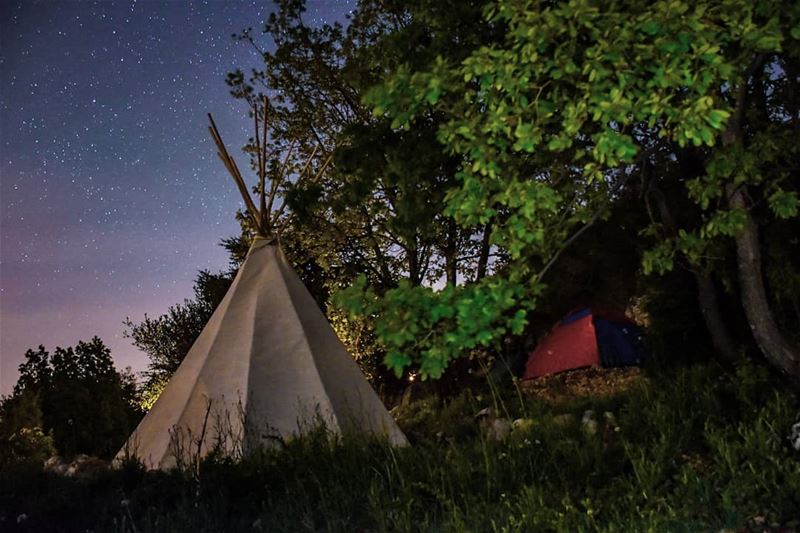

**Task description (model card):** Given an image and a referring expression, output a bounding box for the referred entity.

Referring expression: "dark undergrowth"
[1,360,799,532]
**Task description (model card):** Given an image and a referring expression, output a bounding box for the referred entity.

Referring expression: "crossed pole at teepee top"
[207,95,333,241]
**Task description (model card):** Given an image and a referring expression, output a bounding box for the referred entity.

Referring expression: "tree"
[361,0,800,378]
[219,0,529,383]
[2,338,141,459]
[227,0,502,292]
[0,389,55,467]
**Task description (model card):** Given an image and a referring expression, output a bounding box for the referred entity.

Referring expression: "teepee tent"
[118,99,407,469]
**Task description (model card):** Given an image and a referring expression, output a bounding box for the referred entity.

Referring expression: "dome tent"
[522,307,647,380]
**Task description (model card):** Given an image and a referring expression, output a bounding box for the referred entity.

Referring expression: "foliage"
[0,390,55,468]
[358,0,800,376]
[2,360,798,531]
[215,0,800,380]
[0,338,141,460]
[335,275,530,378]
[220,0,512,385]
[3,427,57,468]
[228,0,500,293]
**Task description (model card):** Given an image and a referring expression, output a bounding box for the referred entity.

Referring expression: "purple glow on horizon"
[1,0,354,394]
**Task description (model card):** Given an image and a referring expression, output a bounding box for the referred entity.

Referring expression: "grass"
[1,359,799,532]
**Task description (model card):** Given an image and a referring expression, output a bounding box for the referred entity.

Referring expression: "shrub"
[1,360,798,532]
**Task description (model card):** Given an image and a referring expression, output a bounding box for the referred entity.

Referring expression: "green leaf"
[431,303,455,321]
[642,242,675,275]
[384,351,412,377]
[475,330,493,344]
[705,109,730,130]
[640,20,661,36]
[702,208,748,238]
[699,127,715,146]
[768,190,800,219]
[426,87,441,104]
[510,309,527,335]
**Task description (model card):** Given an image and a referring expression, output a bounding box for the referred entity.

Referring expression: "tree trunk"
[694,273,740,364]
[407,239,421,286]
[649,175,739,364]
[445,220,458,286]
[361,210,395,289]
[720,54,800,377]
[726,184,800,376]
[649,180,740,364]
[475,223,492,281]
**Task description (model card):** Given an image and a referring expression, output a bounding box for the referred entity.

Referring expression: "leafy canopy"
[348,0,800,378]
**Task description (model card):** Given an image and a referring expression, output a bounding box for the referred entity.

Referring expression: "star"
[0,0,356,393]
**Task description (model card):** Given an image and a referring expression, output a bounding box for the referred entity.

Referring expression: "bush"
[0,360,798,532]
[1,427,56,469]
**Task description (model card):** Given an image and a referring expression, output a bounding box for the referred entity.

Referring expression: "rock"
[789,421,800,451]
[64,454,108,478]
[65,454,89,477]
[474,407,494,419]
[512,418,535,433]
[486,418,512,441]
[603,411,620,434]
[43,455,69,475]
[475,406,512,441]
[582,410,597,435]
[43,455,63,468]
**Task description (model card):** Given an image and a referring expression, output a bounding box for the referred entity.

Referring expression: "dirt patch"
[520,366,647,403]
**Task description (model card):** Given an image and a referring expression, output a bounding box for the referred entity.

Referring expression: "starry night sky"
[0,0,354,394]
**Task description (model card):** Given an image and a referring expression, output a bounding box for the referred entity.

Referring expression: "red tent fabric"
[523,311,601,379]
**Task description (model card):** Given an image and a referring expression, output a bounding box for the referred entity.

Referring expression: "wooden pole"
[261,96,269,233]
[207,114,264,236]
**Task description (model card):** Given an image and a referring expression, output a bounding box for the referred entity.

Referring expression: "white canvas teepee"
[117,101,407,469]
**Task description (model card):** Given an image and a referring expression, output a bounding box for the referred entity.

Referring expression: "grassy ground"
[1,360,799,532]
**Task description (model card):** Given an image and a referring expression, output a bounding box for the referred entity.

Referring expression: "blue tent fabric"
[594,319,647,367]
[561,307,592,325]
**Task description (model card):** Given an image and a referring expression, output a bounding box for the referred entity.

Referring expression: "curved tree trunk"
[727,184,800,377]
[719,54,800,378]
